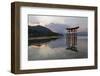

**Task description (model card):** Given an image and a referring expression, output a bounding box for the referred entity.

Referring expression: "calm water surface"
[28,36,88,61]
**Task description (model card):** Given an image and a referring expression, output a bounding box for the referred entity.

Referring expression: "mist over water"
[28,36,88,61]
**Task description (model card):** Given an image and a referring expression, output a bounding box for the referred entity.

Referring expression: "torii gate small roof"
[66,26,79,30]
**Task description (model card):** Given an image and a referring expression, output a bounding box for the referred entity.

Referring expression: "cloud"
[28,15,88,32]
[28,15,67,25]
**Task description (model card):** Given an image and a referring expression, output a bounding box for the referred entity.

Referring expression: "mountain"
[46,23,87,36]
[28,25,62,37]
[46,23,67,34]
[77,32,88,36]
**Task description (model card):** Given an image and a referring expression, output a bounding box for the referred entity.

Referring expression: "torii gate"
[66,26,79,51]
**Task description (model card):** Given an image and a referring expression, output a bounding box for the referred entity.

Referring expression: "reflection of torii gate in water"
[66,26,79,52]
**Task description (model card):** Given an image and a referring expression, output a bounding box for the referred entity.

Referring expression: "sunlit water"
[28,36,88,61]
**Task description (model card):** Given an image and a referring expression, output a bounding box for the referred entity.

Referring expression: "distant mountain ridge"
[46,23,87,36]
[46,23,67,34]
[77,32,88,36]
[28,25,62,37]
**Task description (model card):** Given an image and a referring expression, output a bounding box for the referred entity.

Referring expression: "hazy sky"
[28,15,88,32]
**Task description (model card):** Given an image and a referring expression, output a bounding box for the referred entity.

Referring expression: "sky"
[28,15,88,33]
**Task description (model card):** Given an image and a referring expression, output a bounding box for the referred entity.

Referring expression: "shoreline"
[28,36,62,40]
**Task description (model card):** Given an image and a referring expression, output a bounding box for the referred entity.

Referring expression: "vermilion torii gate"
[66,26,79,51]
